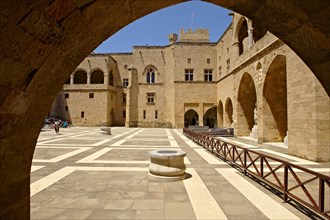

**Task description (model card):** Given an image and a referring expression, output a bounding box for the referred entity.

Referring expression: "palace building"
[51,12,329,162]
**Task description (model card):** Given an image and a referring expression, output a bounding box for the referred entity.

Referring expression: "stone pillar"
[70,74,74,85]
[104,74,108,85]
[248,28,254,49]
[198,103,204,126]
[87,75,91,84]
[126,67,139,127]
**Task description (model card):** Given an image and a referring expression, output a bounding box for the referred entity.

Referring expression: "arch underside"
[263,55,287,142]
[237,73,257,136]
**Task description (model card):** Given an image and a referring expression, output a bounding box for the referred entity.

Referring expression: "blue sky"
[94,1,232,53]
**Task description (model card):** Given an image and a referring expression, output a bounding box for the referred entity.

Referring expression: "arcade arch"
[203,106,217,128]
[263,55,287,142]
[73,70,88,84]
[225,98,234,127]
[184,109,199,127]
[237,73,257,136]
[218,100,224,127]
[90,69,104,84]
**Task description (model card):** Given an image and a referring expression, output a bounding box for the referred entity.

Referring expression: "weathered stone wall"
[175,83,217,128]
[215,13,330,161]
[286,49,330,161]
[131,47,169,127]
[179,28,209,42]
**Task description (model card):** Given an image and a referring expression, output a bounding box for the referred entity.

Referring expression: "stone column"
[104,74,109,85]
[70,74,74,84]
[248,28,254,49]
[87,75,91,84]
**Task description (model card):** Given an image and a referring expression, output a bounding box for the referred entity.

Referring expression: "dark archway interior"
[263,55,287,141]
[218,101,224,127]
[184,109,199,127]
[90,70,104,84]
[74,70,87,84]
[238,19,248,55]
[237,73,257,133]
[1,0,329,218]
[225,98,234,126]
[203,107,217,128]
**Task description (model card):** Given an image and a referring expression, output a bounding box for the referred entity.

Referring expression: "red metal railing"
[183,128,330,219]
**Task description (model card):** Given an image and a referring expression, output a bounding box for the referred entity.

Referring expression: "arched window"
[237,19,248,55]
[146,68,155,83]
[73,70,87,84]
[109,71,114,86]
[90,70,104,84]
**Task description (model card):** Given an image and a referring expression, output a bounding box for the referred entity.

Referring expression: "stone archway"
[1,0,330,218]
[184,109,199,127]
[237,73,257,136]
[203,106,217,128]
[225,98,234,127]
[263,55,287,142]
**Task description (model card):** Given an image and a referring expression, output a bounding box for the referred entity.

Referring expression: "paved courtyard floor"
[31,127,329,219]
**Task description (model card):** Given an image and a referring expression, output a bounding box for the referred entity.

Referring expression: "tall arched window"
[237,19,248,55]
[146,68,155,83]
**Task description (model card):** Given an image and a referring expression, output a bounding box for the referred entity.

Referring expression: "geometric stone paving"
[31,127,329,219]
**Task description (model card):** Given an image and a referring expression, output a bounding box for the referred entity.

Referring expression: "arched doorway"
[184,109,199,127]
[90,70,104,84]
[73,70,87,84]
[203,106,217,128]
[218,100,224,127]
[237,73,257,136]
[225,98,234,127]
[263,55,287,142]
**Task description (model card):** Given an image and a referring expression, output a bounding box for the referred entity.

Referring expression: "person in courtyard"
[54,120,60,134]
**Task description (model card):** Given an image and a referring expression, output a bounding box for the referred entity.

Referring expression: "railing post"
[223,145,227,162]
[232,146,235,162]
[283,165,288,202]
[244,150,247,176]
[260,157,264,178]
[319,178,324,213]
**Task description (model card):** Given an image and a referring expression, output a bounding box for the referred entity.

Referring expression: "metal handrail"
[183,128,330,219]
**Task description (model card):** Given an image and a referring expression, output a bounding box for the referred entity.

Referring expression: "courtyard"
[30,127,329,219]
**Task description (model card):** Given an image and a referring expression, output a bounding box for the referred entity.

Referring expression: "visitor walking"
[54,120,60,134]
